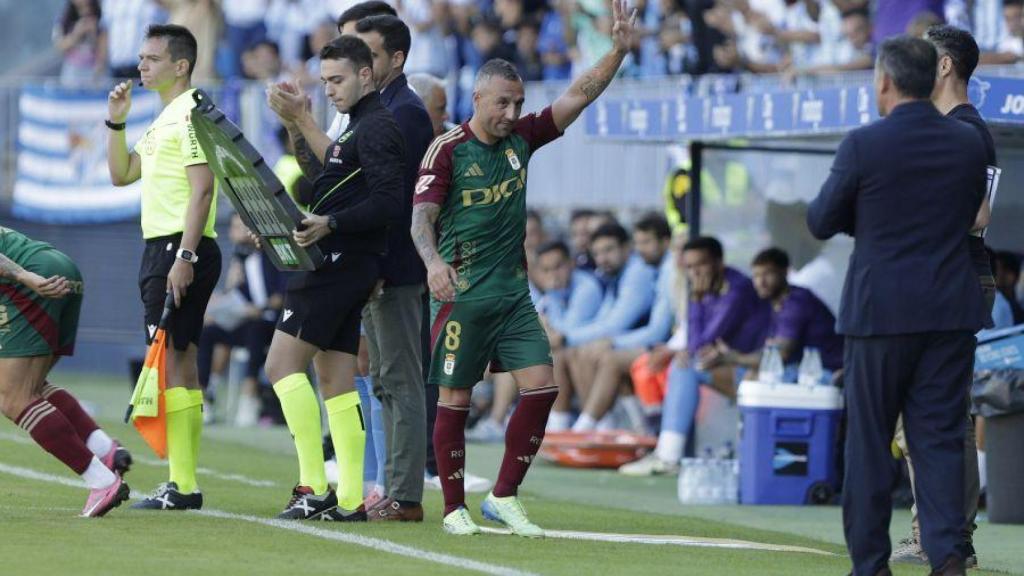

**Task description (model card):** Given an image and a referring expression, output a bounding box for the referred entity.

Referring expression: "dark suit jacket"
[807,100,988,337]
[380,73,434,286]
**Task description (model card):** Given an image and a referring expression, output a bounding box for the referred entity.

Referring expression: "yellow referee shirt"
[135,88,217,240]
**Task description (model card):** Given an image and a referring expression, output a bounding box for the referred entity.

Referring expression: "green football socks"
[325,391,365,511]
[166,387,198,494]
[274,373,327,495]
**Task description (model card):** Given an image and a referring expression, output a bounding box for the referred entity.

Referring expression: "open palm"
[610,0,639,53]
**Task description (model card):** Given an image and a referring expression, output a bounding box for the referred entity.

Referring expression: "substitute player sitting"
[0,227,131,517]
[263,35,405,521]
[411,0,637,537]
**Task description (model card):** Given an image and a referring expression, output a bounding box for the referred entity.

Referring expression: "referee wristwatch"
[176,248,199,264]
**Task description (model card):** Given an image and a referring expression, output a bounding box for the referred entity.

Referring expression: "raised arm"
[550,0,637,132]
[106,81,142,186]
[268,82,332,180]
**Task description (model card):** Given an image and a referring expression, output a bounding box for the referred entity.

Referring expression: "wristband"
[105,119,127,131]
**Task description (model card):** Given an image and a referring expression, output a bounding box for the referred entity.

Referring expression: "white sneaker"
[234,394,261,427]
[618,453,679,477]
[466,418,505,443]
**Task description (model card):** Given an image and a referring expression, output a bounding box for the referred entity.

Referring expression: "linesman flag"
[125,293,175,458]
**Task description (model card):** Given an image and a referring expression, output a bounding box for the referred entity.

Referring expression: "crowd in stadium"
[53,2,1024,115]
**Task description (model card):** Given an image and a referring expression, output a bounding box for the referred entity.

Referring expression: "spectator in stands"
[993,251,1024,324]
[713,247,843,381]
[547,222,658,431]
[515,19,545,81]
[570,213,675,432]
[399,0,451,78]
[297,19,338,85]
[219,0,268,79]
[54,0,107,84]
[569,208,598,271]
[796,6,874,74]
[906,10,943,38]
[102,0,165,79]
[163,0,223,82]
[265,0,311,71]
[526,209,549,302]
[982,0,1023,63]
[872,0,944,44]
[242,40,286,166]
[972,0,1007,55]
[407,73,450,136]
[620,236,769,476]
[198,214,286,426]
[538,0,572,80]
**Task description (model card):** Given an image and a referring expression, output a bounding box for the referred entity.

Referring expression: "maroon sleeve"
[414,137,454,206]
[515,106,563,153]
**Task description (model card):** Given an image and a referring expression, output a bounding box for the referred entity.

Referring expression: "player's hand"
[427,261,459,302]
[647,344,674,372]
[20,271,71,299]
[294,214,331,248]
[107,81,132,123]
[610,0,639,55]
[267,82,310,127]
[167,259,194,308]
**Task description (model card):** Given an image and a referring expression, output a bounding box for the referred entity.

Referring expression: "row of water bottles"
[677,444,739,505]
[758,345,826,386]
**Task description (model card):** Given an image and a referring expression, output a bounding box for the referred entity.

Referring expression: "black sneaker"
[131,482,203,510]
[321,504,367,522]
[276,486,338,520]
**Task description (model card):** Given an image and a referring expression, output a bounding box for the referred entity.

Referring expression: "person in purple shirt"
[620,236,769,477]
[873,0,945,44]
[713,248,843,380]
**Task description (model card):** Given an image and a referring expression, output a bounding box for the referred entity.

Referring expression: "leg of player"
[434,385,479,535]
[315,350,368,522]
[44,357,132,474]
[0,355,128,517]
[265,330,338,520]
[482,364,557,539]
[133,345,206,510]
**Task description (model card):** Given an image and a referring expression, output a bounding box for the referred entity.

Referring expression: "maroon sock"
[16,398,94,475]
[493,385,558,498]
[41,383,99,442]
[434,404,469,516]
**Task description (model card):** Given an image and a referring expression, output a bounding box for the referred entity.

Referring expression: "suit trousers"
[843,331,973,575]
[364,283,427,503]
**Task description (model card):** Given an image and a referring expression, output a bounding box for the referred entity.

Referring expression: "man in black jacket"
[263,35,404,522]
[808,36,987,576]
[354,14,435,522]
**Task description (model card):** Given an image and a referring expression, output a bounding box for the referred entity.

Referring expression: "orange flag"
[125,293,174,458]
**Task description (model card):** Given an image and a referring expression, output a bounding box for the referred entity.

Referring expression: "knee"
[0,389,35,422]
[439,387,472,408]
[264,352,291,385]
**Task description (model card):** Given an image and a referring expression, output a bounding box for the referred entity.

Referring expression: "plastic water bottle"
[698,447,714,504]
[798,347,824,386]
[758,347,774,383]
[760,345,784,384]
[725,459,739,504]
[678,458,697,504]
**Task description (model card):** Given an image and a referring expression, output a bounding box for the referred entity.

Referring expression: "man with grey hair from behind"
[408,73,450,137]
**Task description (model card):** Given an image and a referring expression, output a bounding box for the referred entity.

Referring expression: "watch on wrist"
[105,119,127,131]
[176,248,199,264]
[327,215,338,232]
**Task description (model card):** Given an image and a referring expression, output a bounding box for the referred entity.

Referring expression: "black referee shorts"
[276,252,379,355]
[139,234,222,351]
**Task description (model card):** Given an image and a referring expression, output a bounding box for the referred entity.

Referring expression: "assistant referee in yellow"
[106,24,221,511]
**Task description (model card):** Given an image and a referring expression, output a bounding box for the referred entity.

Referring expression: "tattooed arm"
[551,0,638,132]
[287,117,332,180]
[0,254,70,298]
[412,202,458,301]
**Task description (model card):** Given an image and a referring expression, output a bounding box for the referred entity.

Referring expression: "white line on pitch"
[478,528,835,556]
[0,462,536,576]
[0,433,277,488]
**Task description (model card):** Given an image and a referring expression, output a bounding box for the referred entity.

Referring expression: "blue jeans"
[355,375,386,487]
[662,361,747,438]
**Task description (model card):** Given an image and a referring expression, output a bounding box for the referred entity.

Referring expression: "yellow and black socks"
[274,373,327,494]
[166,387,198,494]
[325,391,366,511]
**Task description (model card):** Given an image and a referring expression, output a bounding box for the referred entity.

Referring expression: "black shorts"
[140,235,222,351]
[276,252,379,354]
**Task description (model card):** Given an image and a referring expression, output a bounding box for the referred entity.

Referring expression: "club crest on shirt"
[443,353,456,375]
[338,130,354,144]
[505,148,521,170]
[332,145,341,157]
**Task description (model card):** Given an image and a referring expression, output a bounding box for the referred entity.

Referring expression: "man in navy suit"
[807,36,988,576]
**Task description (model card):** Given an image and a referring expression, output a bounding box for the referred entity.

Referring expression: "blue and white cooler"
[737,380,844,505]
